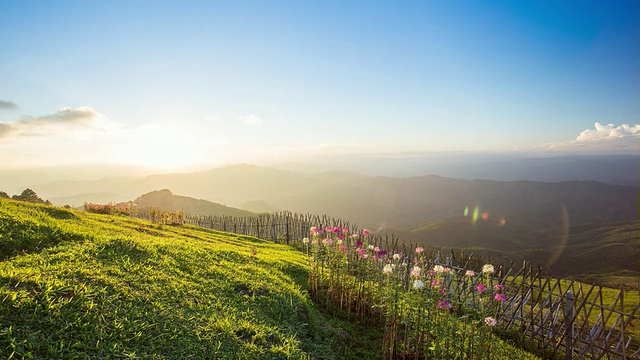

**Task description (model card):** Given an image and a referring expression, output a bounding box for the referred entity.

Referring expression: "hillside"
[0,199,379,359]
[385,217,640,288]
[134,189,256,218]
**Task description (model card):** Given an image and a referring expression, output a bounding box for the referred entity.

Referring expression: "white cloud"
[541,122,640,153]
[240,114,264,126]
[0,107,120,140]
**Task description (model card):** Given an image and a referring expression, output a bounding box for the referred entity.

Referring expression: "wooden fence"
[156,211,638,359]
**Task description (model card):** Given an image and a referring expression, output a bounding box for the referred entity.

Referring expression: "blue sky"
[0,0,638,169]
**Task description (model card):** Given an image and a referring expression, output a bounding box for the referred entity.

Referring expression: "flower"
[368,244,374,250]
[437,299,452,309]
[484,317,497,327]
[362,229,370,236]
[342,227,349,234]
[494,284,504,291]
[393,253,401,260]
[415,246,424,253]
[322,238,332,245]
[465,270,475,277]
[433,265,444,273]
[339,245,348,254]
[336,239,343,245]
[302,237,309,244]
[410,266,421,277]
[373,246,380,252]
[439,289,447,295]
[494,293,507,302]
[443,267,451,273]
[311,238,318,244]
[309,227,317,234]
[333,226,341,233]
[351,233,359,238]
[428,270,437,276]
[383,264,393,274]
[413,279,424,289]
[358,248,367,258]
[476,284,487,293]
[482,264,494,274]
[379,250,388,256]
[431,279,441,288]
[355,241,363,247]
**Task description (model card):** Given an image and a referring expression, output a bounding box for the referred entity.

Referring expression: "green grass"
[0,199,380,359]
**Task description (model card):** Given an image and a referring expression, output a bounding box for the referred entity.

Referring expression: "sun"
[127,124,199,170]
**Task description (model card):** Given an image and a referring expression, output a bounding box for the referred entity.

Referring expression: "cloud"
[0,100,18,110]
[541,122,640,153]
[0,106,119,139]
[240,114,264,126]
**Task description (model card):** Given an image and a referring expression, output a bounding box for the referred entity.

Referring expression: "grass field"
[0,199,380,359]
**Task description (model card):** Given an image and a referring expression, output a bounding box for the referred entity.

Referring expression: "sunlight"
[127,125,198,170]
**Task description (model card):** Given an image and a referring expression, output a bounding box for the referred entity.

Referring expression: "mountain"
[133,189,256,218]
[33,164,637,231]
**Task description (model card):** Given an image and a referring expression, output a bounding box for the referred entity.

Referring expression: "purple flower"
[476,284,487,293]
[494,284,504,291]
[438,299,452,310]
[379,250,387,256]
[355,241,363,248]
[333,226,341,233]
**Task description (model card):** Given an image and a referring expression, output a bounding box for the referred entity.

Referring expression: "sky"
[0,0,638,170]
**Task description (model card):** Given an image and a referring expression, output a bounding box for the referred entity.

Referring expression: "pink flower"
[484,317,497,327]
[333,226,341,233]
[437,299,452,310]
[443,267,451,273]
[373,254,381,260]
[476,284,487,293]
[428,270,437,276]
[310,227,318,234]
[317,229,324,235]
[494,284,504,291]
[439,289,447,295]
[362,229,370,236]
[494,293,507,302]
[342,227,349,234]
[351,233,358,238]
[373,246,380,252]
[431,280,441,288]
[325,226,332,232]
[465,270,475,277]
[358,248,367,258]
[322,238,332,245]
[339,245,348,253]
[415,246,424,253]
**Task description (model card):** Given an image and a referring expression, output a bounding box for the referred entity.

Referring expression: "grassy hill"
[0,198,380,359]
[134,189,256,218]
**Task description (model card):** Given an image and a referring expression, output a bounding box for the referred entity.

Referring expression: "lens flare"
[472,206,479,224]
[546,203,570,269]
[464,207,469,217]
[482,212,489,221]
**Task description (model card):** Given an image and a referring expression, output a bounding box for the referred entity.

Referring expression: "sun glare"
[127,125,198,170]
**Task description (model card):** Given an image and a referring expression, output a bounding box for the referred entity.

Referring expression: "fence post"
[565,291,574,360]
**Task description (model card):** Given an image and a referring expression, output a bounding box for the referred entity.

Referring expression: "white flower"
[302,237,309,244]
[482,264,494,274]
[413,279,424,289]
[433,265,444,273]
[393,253,401,260]
[465,270,475,277]
[336,239,343,245]
[368,244,374,250]
[383,264,393,274]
